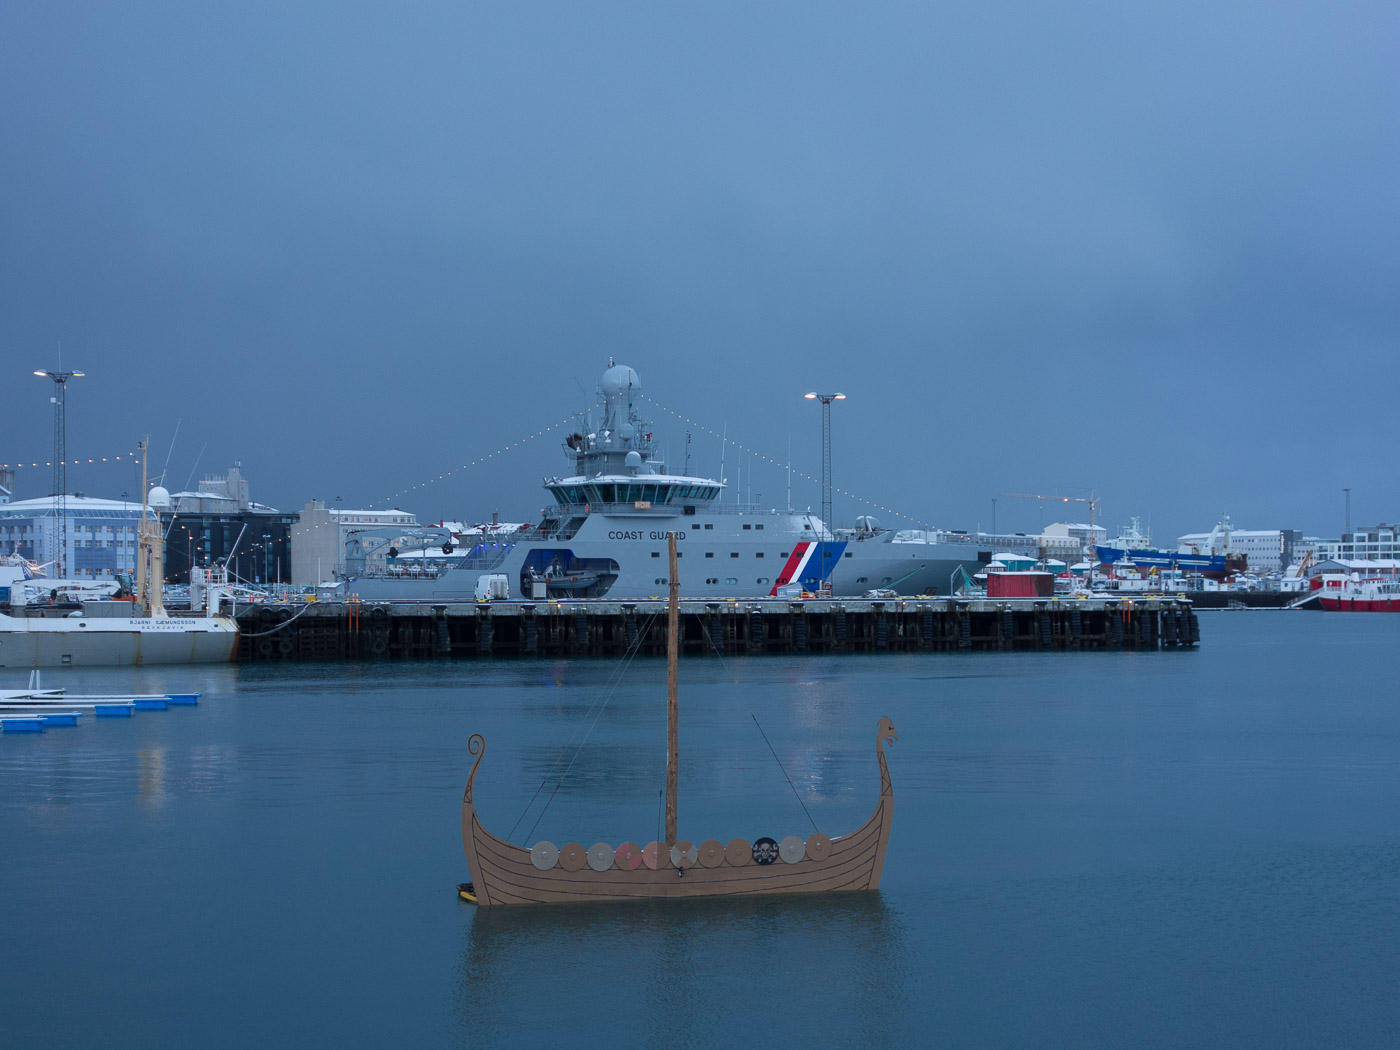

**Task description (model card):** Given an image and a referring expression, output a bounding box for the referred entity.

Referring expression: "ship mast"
[665,530,679,845]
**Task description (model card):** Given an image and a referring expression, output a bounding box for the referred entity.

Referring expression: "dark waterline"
[2,615,1398,1048]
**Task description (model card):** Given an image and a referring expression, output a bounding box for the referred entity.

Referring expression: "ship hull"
[1318,597,1400,612]
[352,515,988,601]
[0,613,238,668]
[1096,545,1242,578]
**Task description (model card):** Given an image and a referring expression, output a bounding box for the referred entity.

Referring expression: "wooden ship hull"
[459,721,895,906]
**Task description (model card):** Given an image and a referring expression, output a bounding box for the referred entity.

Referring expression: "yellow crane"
[1001,491,1102,538]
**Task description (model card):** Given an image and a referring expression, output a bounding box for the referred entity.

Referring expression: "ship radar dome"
[624,451,643,470]
[600,364,640,399]
[148,485,171,508]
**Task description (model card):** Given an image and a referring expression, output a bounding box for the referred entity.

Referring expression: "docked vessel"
[0,444,238,668]
[1317,576,1400,612]
[458,534,895,906]
[1096,517,1247,580]
[351,363,988,601]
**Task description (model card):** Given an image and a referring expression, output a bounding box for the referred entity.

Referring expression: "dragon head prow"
[877,716,897,749]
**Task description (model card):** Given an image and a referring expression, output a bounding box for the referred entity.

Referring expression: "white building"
[1313,523,1400,563]
[1175,526,1304,575]
[290,500,420,584]
[0,495,153,579]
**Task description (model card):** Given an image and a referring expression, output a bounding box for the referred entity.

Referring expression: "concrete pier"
[234,596,1200,662]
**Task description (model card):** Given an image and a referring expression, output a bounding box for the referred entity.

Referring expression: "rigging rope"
[512,614,660,844]
[639,393,935,529]
[751,714,821,835]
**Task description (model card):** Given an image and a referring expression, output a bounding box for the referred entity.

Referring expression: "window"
[705,552,714,558]
[724,578,737,585]
[651,551,660,558]
[742,523,751,530]
[704,523,713,530]
[756,578,769,585]
[705,577,718,585]
[755,552,764,558]
[780,552,789,558]
[730,552,739,558]
[844,552,852,558]
[756,524,764,530]
[857,577,868,584]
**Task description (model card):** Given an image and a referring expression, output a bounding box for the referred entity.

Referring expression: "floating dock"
[234,597,1200,662]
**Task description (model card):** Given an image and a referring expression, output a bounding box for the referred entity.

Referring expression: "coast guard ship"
[347,363,989,601]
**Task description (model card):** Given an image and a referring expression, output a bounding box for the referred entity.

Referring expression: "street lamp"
[34,367,85,578]
[804,391,846,594]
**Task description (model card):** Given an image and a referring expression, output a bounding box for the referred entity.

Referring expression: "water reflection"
[455,893,913,1044]
[137,747,166,808]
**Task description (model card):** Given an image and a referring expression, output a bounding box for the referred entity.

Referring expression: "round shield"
[587,842,615,871]
[779,835,805,864]
[805,832,833,862]
[725,838,751,866]
[558,842,587,872]
[530,841,559,870]
[752,837,779,866]
[697,840,725,868]
[641,841,661,870]
[669,841,698,868]
[614,841,643,870]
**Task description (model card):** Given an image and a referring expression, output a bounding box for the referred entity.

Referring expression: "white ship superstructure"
[348,364,992,601]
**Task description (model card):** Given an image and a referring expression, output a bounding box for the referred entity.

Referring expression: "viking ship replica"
[458,533,896,906]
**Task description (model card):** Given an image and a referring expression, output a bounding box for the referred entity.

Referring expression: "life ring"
[370,637,388,655]
[277,638,293,655]
[370,606,388,620]
[256,639,274,657]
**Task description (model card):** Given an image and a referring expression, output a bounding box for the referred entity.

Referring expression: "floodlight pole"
[34,367,85,578]
[804,391,846,595]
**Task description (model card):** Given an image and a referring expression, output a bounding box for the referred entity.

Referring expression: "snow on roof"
[0,495,149,514]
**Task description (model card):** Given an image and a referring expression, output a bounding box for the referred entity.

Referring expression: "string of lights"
[377,416,573,507]
[0,450,142,469]
[639,394,934,530]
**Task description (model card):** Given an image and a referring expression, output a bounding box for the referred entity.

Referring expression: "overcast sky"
[3,2,1395,543]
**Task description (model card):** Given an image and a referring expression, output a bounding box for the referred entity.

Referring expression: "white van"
[475,574,510,601]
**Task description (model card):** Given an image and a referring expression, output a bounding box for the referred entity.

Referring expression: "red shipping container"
[986,571,1054,598]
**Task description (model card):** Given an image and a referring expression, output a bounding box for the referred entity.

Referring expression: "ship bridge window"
[743,524,751,530]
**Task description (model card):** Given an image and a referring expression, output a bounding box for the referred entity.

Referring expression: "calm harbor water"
[3,614,1398,1048]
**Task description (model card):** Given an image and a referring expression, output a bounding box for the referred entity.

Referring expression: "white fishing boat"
[0,442,238,669]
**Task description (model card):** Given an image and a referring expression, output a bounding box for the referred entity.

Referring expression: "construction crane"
[1002,491,1102,538]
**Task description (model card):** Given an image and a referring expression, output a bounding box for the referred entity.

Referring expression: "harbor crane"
[1001,491,1102,539]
